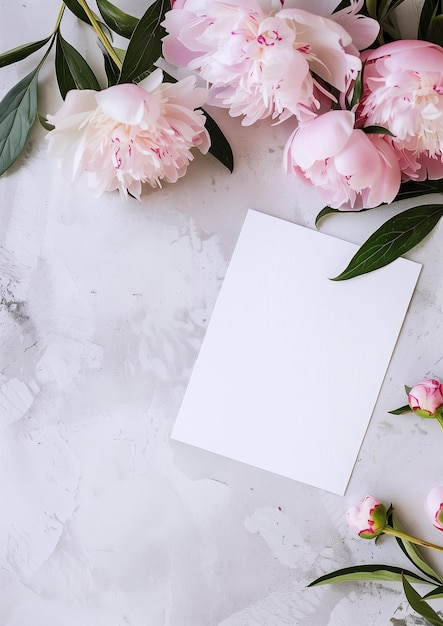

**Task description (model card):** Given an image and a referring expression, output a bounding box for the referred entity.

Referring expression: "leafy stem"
[384,527,443,554]
[75,0,122,69]
[54,4,67,34]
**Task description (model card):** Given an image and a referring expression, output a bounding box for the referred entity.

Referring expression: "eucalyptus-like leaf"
[402,575,443,626]
[0,37,51,68]
[202,109,234,173]
[0,66,40,176]
[390,511,443,585]
[405,385,412,394]
[389,405,412,415]
[96,0,138,39]
[55,33,100,99]
[315,206,340,228]
[424,586,443,600]
[418,0,440,39]
[309,565,433,587]
[118,0,171,84]
[331,204,443,280]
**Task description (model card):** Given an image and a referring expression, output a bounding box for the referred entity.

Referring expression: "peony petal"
[289,110,354,168]
[95,84,148,125]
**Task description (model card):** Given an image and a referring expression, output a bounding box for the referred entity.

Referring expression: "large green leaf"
[332,204,443,280]
[0,66,40,175]
[309,564,433,587]
[55,33,100,99]
[96,0,138,38]
[0,37,51,68]
[402,575,443,626]
[202,109,234,173]
[118,0,171,84]
[390,511,443,585]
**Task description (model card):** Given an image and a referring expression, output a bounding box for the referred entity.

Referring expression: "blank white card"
[172,210,421,495]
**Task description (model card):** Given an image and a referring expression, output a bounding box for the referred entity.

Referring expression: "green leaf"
[0,66,40,176]
[389,405,412,415]
[396,178,443,201]
[351,65,364,109]
[402,575,443,626]
[62,0,112,38]
[38,114,54,131]
[315,206,340,228]
[118,0,171,84]
[428,14,443,46]
[424,586,443,600]
[363,125,395,136]
[365,0,378,19]
[63,0,92,24]
[202,109,234,173]
[405,385,412,394]
[96,0,138,39]
[55,33,100,99]
[0,37,51,68]
[418,0,440,39]
[331,204,443,281]
[309,565,434,587]
[390,511,443,585]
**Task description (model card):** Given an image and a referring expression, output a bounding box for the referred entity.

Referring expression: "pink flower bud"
[346,495,387,539]
[408,379,443,417]
[426,487,443,531]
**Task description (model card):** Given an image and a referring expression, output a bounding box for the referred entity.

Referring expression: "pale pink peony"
[359,40,443,181]
[346,495,387,539]
[46,69,210,199]
[408,379,443,417]
[162,0,378,125]
[426,487,443,531]
[284,110,401,210]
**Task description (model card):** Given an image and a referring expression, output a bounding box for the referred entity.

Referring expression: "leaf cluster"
[0,0,233,179]
[310,509,443,625]
[316,0,443,280]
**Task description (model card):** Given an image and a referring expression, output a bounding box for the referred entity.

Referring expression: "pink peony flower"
[408,379,443,417]
[346,495,387,539]
[46,69,210,199]
[162,0,377,125]
[358,40,443,181]
[284,110,401,210]
[426,487,443,531]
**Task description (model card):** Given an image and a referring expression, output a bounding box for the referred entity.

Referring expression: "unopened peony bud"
[426,487,443,531]
[408,379,443,418]
[346,495,387,539]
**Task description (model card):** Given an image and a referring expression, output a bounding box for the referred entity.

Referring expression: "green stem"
[75,0,122,69]
[384,526,443,553]
[53,4,66,33]
[435,411,443,430]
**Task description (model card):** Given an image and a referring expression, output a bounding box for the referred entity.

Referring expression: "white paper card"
[172,210,421,495]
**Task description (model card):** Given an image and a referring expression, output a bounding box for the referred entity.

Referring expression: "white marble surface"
[1,2,443,624]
